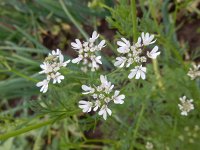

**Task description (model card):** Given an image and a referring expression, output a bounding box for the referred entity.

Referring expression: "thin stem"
[152,59,164,90]
[0,46,48,54]
[99,3,113,12]
[85,139,116,145]
[130,103,145,150]
[131,0,137,42]
[0,110,80,140]
[59,0,89,40]
[11,69,38,83]
[0,119,53,140]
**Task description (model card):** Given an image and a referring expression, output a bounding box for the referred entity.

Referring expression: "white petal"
[36,81,44,87]
[106,108,112,116]
[115,90,120,97]
[117,47,126,53]
[121,38,130,46]
[128,69,137,79]
[72,57,82,64]
[98,109,105,115]
[98,40,106,49]
[95,56,102,64]
[71,39,82,49]
[79,100,88,105]
[100,75,107,85]
[135,71,141,79]
[103,111,107,120]
[181,111,187,116]
[75,39,82,47]
[89,31,99,42]
[114,57,126,68]
[151,46,159,53]
[141,66,146,72]
[117,41,127,47]
[141,32,145,40]
[140,71,146,80]
[82,85,91,91]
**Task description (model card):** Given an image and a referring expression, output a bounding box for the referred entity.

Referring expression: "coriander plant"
[0,0,199,149]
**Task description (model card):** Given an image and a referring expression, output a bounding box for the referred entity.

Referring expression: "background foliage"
[0,0,200,149]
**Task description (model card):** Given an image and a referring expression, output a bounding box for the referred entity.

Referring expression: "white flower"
[128,65,146,80]
[98,40,106,49]
[93,100,101,111]
[100,75,109,86]
[187,64,200,80]
[114,57,127,68]
[82,85,95,94]
[141,32,156,46]
[178,96,194,116]
[105,83,114,94]
[39,62,53,74]
[50,49,61,56]
[100,75,114,94]
[117,38,130,53]
[36,79,49,93]
[104,97,111,103]
[145,142,153,150]
[72,55,83,64]
[135,37,142,48]
[98,105,112,120]
[112,90,125,104]
[89,31,99,43]
[71,31,105,71]
[147,46,160,59]
[90,56,102,71]
[140,56,147,63]
[99,94,105,99]
[92,94,98,99]
[59,55,71,67]
[114,32,159,80]
[79,75,125,120]
[71,39,82,49]
[126,58,134,67]
[49,49,70,68]
[79,100,93,113]
[94,56,102,64]
[50,72,64,84]
[36,49,70,93]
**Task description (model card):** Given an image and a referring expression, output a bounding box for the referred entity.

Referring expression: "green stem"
[0,119,53,140]
[130,103,145,150]
[0,46,48,54]
[59,0,89,40]
[0,110,80,140]
[85,139,116,144]
[152,59,164,90]
[131,0,137,42]
[99,3,113,12]
[11,69,38,83]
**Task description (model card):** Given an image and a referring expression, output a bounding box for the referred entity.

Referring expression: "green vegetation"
[0,0,199,149]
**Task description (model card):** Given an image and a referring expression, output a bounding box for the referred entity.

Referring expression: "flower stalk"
[130,103,145,150]
[0,110,80,140]
[152,59,164,90]
[131,0,137,42]
[0,119,54,140]
[59,0,89,40]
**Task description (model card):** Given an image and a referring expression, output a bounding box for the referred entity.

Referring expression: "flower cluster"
[114,32,160,80]
[178,125,199,143]
[71,31,106,72]
[36,49,70,93]
[78,75,125,120]
[178,96,194,116]
[187,63,200,80]
[145,142,153,150]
